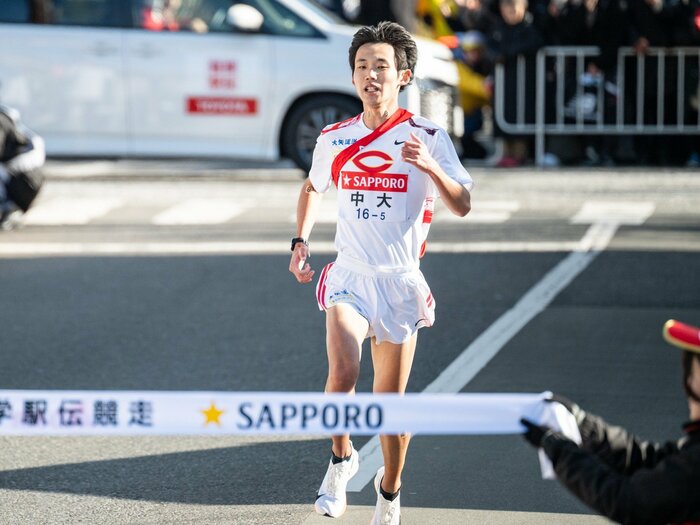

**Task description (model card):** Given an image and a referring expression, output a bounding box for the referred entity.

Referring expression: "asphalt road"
[0,164,698,524]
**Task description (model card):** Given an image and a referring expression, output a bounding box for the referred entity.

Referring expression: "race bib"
[337,150,408,223]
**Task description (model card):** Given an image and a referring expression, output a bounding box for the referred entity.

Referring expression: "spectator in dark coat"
[551,0,633,164]
[451,0,499,35]
[521,319,700,525]
[670,0,700,166]
[355,0,419,32]
[627,0,688,163]
[489,0,545,166]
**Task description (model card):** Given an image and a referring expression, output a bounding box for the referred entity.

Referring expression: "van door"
[0,0,129,156]
[125,1,275,159]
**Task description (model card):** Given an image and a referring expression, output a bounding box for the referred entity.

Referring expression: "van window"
[51,0,128,27]
[137,0,209,32]
[246,0,322,37]
[135,0,322,37]
[0,0,129,27]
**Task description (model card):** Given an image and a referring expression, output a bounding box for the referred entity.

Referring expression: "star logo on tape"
[201,403,225,426]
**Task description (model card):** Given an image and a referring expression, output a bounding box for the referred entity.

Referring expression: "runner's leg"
[371,333,418,493]
[326,303,369,457]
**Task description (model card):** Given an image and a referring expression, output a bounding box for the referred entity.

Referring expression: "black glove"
[520,418,553,448]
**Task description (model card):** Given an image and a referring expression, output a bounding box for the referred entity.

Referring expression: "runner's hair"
[348,21,417,92]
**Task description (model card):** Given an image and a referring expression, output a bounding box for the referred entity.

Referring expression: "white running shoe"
[370,466,401,525]
[314,442,359,517]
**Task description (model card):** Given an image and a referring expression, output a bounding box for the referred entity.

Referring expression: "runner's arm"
[401,132,471,217]
[424,163,471,217]
[289,179,324,284]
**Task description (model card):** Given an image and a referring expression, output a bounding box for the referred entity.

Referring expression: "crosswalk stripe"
[288,200,520,225]
[22,198,123,225]
[288,199,340,224]
[437,200,519,223]
[13,198,657,228]
[571,201,655,225]
[151,199,252,225]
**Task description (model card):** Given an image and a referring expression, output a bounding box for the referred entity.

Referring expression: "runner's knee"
[326,364,359,392]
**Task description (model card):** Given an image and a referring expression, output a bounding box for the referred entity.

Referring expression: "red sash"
[330,108,413,187]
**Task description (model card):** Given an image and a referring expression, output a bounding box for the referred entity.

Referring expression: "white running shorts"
[315,253,435,344]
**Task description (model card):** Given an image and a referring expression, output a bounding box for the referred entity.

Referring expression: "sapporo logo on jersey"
[342,151,407,192]
[340,150,408,222]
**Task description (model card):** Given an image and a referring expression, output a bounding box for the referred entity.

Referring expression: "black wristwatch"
[291,237,308,251]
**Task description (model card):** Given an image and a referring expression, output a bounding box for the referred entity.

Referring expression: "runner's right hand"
[290,243,314,283]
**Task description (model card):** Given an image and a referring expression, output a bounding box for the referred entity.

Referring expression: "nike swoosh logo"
[394,140,405,145]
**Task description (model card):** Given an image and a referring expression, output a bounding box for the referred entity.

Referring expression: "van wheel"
[282,95,361,174]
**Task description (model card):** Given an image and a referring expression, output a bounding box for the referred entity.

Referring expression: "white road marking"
[437,200,519,224]
[346,202,654,492]
[571,201,655,225]
[288,198,339,224]
[151,199,252,225]
[22,198,123,225]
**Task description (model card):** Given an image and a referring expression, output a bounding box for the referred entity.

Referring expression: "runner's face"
[352,43,410,109]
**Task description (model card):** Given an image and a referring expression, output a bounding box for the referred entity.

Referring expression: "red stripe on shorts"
[317,262,334,309]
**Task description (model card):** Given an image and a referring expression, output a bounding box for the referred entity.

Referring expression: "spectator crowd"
[320,0,700,167]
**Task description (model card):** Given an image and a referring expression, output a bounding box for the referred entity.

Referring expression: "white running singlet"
[309,113,473,269]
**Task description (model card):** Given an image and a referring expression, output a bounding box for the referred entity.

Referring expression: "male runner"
[289,22,472,524]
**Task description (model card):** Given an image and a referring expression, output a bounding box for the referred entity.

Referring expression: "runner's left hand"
[401,132,438,174]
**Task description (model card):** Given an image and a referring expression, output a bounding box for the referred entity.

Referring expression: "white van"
[0,0,461,171]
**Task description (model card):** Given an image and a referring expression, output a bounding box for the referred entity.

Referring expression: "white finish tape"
[0,391,553,436]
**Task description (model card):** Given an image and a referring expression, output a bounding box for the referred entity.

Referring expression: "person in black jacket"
[0,105,45,230]
[521,319,700,525]
[489,0,545,166]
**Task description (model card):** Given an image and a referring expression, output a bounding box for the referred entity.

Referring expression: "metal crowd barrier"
[494,46,700,166]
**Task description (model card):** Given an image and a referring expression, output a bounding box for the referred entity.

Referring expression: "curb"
[42,159,306,182]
